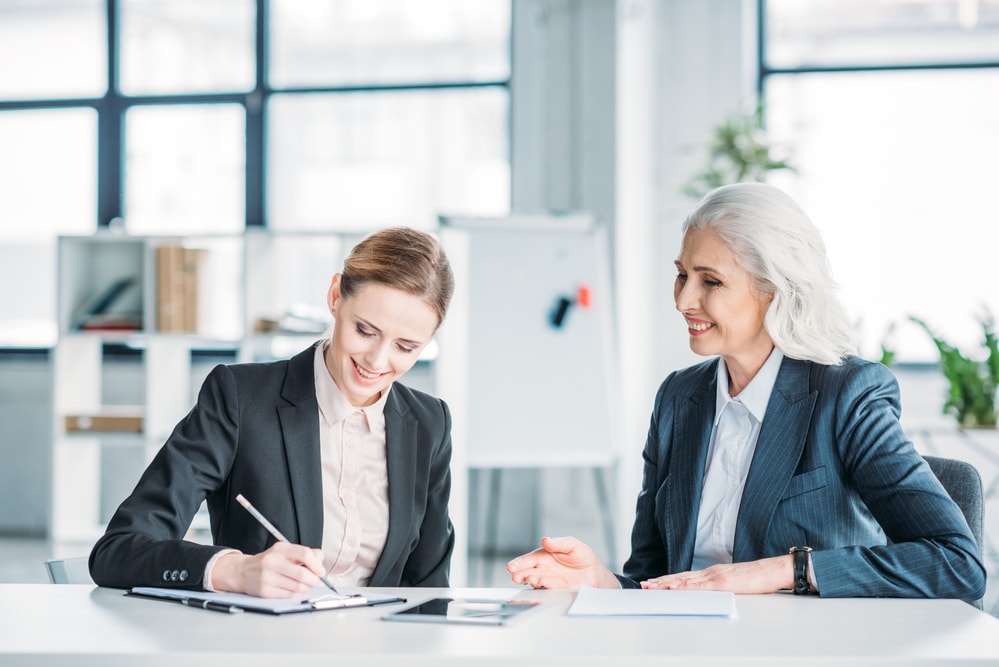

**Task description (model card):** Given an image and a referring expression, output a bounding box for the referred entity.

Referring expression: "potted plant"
[682,105,796,199]
[909,313,999,428]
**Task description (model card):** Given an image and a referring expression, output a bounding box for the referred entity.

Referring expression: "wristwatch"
[789,546,813,595]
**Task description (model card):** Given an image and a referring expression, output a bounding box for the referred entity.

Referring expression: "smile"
[353,360,385,380]
[686,319,714,332]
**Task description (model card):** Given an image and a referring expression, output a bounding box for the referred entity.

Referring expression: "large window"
[0,0,511,342]
[761,0,999,362]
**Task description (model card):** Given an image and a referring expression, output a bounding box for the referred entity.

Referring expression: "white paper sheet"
[567,587,737,618]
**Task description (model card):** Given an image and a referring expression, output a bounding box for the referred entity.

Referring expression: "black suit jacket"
[89,344,454,590]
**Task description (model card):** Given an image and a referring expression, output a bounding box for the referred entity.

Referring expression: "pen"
[182,598,244,614]
[235,493,341,594]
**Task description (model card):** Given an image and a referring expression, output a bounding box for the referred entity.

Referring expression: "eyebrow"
[356,317,424,347]
[674,260,723,275]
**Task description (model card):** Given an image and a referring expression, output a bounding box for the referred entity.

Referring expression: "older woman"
[508,183,985,601]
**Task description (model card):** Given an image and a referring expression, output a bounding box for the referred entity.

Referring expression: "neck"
[723,345,774,397]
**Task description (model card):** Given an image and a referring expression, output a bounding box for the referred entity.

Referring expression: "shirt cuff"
[203,548,242,592]
[808,553,818,592]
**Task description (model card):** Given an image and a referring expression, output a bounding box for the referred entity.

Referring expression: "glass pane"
[270,0,510,88]
[766,0,999,68]
[0,109,97,238]
[0,108,96,344]
[268,88,510,230]
[0,0,106,99]
[120,0,255,95]
[124,104,245,234]
[764,69,999,362]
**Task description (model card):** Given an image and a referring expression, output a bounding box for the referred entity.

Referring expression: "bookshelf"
[51,229,442,544]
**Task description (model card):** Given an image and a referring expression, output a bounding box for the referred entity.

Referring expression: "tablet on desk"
[383,597,542,626]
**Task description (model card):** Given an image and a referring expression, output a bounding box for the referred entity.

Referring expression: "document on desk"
[567,587,737,618]
[128,586,405,615]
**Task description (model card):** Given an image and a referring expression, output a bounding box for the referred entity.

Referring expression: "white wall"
[506,0,757,563]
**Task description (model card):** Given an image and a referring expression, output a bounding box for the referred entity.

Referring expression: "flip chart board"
[437,214,620,468]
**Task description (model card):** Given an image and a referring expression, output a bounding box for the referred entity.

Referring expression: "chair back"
[922,455,985,609]
[45,556,94,584]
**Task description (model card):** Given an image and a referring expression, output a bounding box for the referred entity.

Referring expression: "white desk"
[3,584,999,666]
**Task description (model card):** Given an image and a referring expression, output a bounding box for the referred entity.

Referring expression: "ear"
[327,274,343,315]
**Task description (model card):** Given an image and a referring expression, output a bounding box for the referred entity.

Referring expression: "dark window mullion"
[246,0,267,228]
[97,0,123,228]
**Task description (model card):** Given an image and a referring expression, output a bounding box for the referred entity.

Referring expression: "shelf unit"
[51,231,310,542]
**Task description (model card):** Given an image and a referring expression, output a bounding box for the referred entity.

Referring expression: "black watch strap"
[789,546,812,595]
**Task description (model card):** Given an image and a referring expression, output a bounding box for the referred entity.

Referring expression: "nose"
[363,341,391,371]
[674,278,696,313]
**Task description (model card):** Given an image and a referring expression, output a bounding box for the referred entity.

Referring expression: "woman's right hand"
[506,536,620,590]
[210,542,327,598]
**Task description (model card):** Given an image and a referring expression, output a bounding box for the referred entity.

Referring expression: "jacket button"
[179,570,189,582]
[162,570,171,581]
[170,570,180,581]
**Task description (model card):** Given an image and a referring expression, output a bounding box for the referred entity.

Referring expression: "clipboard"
[128,586,406,615]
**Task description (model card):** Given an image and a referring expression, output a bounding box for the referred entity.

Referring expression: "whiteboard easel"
[436,214,622,584]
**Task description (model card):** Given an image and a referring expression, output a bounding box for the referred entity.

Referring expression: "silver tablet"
[382,597,542,626]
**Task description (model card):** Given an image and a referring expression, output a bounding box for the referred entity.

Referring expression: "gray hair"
[682,183,855,365]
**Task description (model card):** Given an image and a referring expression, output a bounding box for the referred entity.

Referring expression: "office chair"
[923,455,985,609]
[44,556,94,585]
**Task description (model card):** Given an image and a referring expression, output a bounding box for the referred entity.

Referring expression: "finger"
[506,548,546,572]
[267,543,327,582]
[540,535,580,555]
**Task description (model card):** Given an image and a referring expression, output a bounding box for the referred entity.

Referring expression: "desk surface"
[3,584,999,666]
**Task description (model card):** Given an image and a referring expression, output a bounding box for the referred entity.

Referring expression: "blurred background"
[0,0,997,613]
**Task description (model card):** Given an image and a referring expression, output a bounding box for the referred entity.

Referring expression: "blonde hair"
[340,227,454,327]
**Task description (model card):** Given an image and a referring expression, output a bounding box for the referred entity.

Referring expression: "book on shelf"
[64,407,144,433]
[156,244,205,333]
[79,313,144,331]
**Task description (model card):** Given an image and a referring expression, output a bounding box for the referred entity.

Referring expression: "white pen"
[235,493,341,594]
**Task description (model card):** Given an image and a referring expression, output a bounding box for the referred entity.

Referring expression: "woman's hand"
[211,542,327,598]
[641,554,794,594]
[506,536,621,590]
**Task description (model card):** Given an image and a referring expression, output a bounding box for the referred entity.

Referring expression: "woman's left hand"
[640,554,794,594]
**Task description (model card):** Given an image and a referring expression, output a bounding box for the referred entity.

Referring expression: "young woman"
[507,183,985,601]
[90,227,455,597]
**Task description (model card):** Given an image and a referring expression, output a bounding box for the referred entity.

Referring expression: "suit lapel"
[370,389,415,585]
[733,357,817,561]
[665,365,716,573]
[278,345,324,548]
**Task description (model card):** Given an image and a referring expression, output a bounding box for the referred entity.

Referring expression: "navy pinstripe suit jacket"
[620,355,986,600]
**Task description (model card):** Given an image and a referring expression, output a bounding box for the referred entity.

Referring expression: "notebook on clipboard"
[127,586,405,615]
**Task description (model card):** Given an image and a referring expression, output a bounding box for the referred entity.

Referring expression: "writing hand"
[506,536,620,590]
[640,554,794,594]
[211,542,327,598]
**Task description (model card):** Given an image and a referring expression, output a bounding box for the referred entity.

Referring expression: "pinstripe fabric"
[620,355,986,601]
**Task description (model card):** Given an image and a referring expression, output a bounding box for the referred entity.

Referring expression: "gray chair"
[44,556,94,585]
[922,455,985,609]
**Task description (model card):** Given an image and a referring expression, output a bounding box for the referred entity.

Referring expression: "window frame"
[0,0,512,231]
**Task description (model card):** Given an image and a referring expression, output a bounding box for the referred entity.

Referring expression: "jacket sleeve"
[619,378,674,587]
[811,362,986,601]
[88,364,240,589]
[399,398,455,587]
